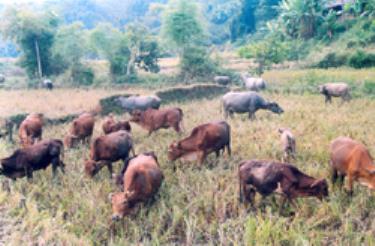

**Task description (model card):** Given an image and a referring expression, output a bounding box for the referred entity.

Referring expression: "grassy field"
[1,80,375,244]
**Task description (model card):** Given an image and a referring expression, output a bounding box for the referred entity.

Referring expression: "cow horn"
[108,193,114,202]
[310,179,323,188]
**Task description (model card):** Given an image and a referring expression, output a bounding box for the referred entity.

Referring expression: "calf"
[102,114,131,135]
[84,130,135,178]
[318,83,351,104]
[109,152,163,221]
[238,160,328,211]
[64,112,95,148]
[278,128,296,161]
[168,121,231,165]
[0,139,65,180]
[241,73,266,91]
[130,107,184,135]
[19,113,44,148]
[330,136,375,194]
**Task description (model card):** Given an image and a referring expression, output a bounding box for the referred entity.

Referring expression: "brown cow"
[64,112,95,148]
[330,136,375,194]
[84,130,135,178]
[168,121,231,165]
[102,114,131,135]
[109,152,163,221]
[130,107,184,135]
[19,113,44,148]
[239,160,328,212]
[0,139,65,180]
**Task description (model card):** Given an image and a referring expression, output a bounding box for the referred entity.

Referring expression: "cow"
[42,79,53,90]
[19,113,44,148]
[84,130,135,178]
[330,136,375,195]
[109,152,163,221]
[214,76,231,85]
[278,128,296,161]
[318,83,351,104]
[102,114,131,135]
[0,139,65,180]
[241,73,266,91]
[130,107,184,135]
[168,121,231,165]
[115,95,161,113]
[0,74,5,83]
[222,91,284,120]
[64,112,95,148]
[238,160,328,212]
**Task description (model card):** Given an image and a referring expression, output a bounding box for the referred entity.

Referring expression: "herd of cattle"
[0,80,372,223]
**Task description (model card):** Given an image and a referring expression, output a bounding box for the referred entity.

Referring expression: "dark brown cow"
[239,160,328,212]
[84,130,135,178]
[168,121,231,165]
[330,136,375,194]
[64,112,95,148]
[130,107,184,135]
[0,139,65,180]
[19,113,44,148]
[109,152,163,221]
[102,114,131,135]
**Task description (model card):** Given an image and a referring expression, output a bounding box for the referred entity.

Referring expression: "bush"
[71,64,95,86]
[348,50,375,69]
[317,52,348,68]
[180,46,218,81]
[362,80,375,95]
[112,74,138,84]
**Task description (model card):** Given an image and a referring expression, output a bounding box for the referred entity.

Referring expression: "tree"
[1,8,60,79]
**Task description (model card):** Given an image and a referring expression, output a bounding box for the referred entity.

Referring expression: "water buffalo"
[42,79,53,90]
[0,74,5,83]
[241,73,266,91]
[116,95,161,113]
[318,83,351,104]
[0,139,65,180]
[222,91,284,120]
[214,76,231,85]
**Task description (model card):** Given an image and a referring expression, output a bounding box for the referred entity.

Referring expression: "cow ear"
[310,179,324,188]
[278,128,284,134]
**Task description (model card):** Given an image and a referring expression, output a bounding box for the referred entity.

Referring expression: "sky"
[0,0,46,4]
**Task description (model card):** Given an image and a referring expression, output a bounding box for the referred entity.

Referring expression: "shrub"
[348,50,375,69]
[362,80,375,95]
[317,53,348,68]
[71,64,95,86]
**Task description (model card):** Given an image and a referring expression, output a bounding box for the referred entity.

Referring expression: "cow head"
[310,178,329,200]
[84,159,100,177]
[267,102,284,114]
[129,110,144,123]
[109,190,135,221]
[168,142,183,161]
[318,85,328,95]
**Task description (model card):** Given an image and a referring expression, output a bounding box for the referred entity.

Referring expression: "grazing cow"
[241,73,266,91]
[42,79,53,90]
[116,95,161,113]
[222,91,284,120]
[278,128,296,161]
[102,114,131,135]
[130,107,184,135]
[0,139,65,180]
[214,76,231,85]
[109,152,163,221]
[19,113,44,148]
[64,112,95,148]
[318,83,351,104]
[238,160,328,211]
[168,121,231,165]
[84,130,135,178]
[330,137,375,194]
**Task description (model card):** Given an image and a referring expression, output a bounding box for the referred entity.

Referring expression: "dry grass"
[1,86,375,244]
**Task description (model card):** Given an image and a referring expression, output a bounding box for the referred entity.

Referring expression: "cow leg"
[106,162,113,179]
[331,168,338,185]
[198,151,206,166]
[25,166,33,181]
[346,173,354,196]
[215,149,220,158]
[325,95,332,104]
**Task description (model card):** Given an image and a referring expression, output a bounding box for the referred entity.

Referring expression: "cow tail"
[177,108,185,132]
